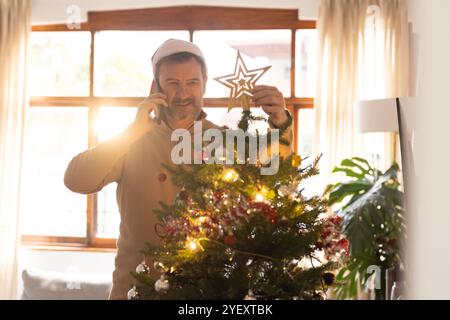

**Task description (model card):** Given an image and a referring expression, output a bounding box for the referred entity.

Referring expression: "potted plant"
[325,157,406,300]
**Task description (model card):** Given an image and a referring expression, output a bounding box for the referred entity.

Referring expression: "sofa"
[20,268,112,300]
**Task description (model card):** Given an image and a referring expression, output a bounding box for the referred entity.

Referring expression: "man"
[64,39,293,299]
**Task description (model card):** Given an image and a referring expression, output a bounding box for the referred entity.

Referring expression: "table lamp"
[354,98,399,161]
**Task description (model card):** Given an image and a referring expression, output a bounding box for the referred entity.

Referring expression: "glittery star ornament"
[214,51,271,111]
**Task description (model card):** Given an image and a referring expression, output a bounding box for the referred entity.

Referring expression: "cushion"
[21,268,112,300]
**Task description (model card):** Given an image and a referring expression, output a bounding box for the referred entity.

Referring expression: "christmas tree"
[128,51,347,300]
[128,109,348,300]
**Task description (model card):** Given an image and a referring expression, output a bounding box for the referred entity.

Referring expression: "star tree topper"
[214,51,271,111]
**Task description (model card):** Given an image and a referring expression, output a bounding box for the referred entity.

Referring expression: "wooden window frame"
[23,6,315,250]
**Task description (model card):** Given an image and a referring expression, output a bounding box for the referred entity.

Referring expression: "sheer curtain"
[0,0,31,299]
[313,0,410,191]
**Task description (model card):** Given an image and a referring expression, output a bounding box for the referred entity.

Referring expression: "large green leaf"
[340,158,371,176]
[332,167,365,179]
[341,165,398,213]
[327,158,405,299]
[333,250,378,300]
[350,157,372,169]
[328,180,372,205]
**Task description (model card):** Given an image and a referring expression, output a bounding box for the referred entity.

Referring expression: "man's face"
[158,58,206,122]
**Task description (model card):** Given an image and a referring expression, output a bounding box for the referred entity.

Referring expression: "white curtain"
[0,0,31,299]
[313,0,410,191]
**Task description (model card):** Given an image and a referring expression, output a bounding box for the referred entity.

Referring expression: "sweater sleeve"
[268,109,294,158]
[64,131,133,194]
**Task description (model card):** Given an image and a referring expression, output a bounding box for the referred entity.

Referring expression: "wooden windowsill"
[21,235,117,252]
[22,244,117,253]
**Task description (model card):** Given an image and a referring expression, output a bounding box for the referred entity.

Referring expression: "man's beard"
[167,98,201,121]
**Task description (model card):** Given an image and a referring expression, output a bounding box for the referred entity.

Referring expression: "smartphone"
[150,79,164,124]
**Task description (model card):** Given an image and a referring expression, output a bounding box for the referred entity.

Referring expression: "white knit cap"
[151,39,206,74]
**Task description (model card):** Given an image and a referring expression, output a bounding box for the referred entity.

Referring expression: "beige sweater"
[64,110,292,299]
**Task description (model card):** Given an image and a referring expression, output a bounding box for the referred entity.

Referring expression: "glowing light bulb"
[187,239,198,251]
[185,237,203,252]
[222,169,239,182]
[254,192,266,202]
[193,216,208,227]
[253,186,269,202]
[189,242,197,250]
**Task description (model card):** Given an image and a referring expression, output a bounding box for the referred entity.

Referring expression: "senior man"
[64,39,293,299]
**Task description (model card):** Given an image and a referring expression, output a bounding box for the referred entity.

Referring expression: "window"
[24,6,317,248]
[21,107,88,237]
[96,106,136,238]
[204,107,268,133]
[29,32,91,96]
[194,30,292,97]
[295,29,318,98]
[94,31,190,97]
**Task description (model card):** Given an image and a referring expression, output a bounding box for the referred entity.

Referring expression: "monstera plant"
[325,157,406,300]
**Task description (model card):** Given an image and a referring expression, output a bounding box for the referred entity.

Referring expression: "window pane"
[30,32,90,96]
[96,107,136,238]
[297,108,316,197]
[94,31,190,97]
[295,29,318,97]
[297,108,315,157]
[96,107,137,143]
[360,133,391,171]
[21,107,88,236]
[204,107,269,133]
[194,30,291,98]
[97,183,120,238]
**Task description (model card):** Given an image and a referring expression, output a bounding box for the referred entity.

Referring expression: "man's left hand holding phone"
[136,80,167,125]
[118,80,168,145]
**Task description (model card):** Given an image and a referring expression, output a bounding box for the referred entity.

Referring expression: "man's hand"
[251,85,289,127]
[131,93,168,135]
[121,93,168,144]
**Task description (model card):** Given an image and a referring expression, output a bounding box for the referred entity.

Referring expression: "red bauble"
[248,201,277,223]
[387,238,397,248]
[321,230,332,239]
[224,235,237,246]
[213,190,225,201]
[179,190,190,201]
[158,172,167,182]
[338,238,350,253]
[328,216,343,226]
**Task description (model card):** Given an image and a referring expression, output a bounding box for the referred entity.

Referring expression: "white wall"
[31,0,320,24]
[19,249,116,275]
[406,0,450,299]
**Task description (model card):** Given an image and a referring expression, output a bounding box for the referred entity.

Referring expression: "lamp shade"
[354,98,399,133]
